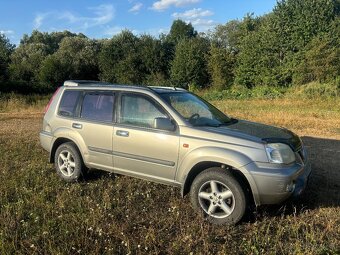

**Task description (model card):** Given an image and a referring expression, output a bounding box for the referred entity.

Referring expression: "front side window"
[58,90,81,117]
[119,94,167,128]
[81,93,114,122]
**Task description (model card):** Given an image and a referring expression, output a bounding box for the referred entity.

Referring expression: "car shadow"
[79,136,340,221]
[253,136,340,219]
[84,169,116,181]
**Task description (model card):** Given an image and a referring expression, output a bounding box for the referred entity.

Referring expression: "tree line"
[0,0,339,94]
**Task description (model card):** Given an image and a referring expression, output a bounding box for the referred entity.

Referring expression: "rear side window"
[58,90,81,117]
[81,93,114,122]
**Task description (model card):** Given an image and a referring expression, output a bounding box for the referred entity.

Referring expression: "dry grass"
[0,97,339,254]
[0,93,50,114]
[213,98,340,140]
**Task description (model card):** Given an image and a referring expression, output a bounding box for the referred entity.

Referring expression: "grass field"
[0,96,339,254]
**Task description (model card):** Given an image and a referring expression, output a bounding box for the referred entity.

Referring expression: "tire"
[190,167,246,225]
[54,142,85,182]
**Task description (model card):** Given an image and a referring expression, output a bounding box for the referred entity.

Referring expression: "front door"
[113,92,179,184]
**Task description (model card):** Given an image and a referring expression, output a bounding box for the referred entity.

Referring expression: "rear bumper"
[39,131,53,152]
[242,158,312,205]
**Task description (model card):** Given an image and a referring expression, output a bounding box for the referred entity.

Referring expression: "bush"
[250,85,285,99]
[287,81,340,99]
[201,85,285,100]
[0,81,54,94]
[202,81,340,101]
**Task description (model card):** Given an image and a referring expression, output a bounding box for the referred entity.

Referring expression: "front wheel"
[190,167,246,225]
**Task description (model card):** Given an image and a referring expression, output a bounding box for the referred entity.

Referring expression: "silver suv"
[40,80,311,225]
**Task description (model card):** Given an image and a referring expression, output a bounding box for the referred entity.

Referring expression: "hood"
[201,120,302,151]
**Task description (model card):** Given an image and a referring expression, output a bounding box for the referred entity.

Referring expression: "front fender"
[176,146,252,183]
[176,146,261,204]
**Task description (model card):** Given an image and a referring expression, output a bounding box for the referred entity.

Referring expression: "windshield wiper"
[217,118,238,126]
[192,122,219,127]
[191,117,238,127]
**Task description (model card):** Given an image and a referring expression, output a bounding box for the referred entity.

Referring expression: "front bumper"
[241,156,312,205]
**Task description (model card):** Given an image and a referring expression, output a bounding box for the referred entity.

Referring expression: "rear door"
[71,91,115,170]
[113,92,179,184]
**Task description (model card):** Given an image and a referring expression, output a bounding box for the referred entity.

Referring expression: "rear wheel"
[190,167,246,225]
[54,142,84,182]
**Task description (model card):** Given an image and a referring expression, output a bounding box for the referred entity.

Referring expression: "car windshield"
[159,91,235,127]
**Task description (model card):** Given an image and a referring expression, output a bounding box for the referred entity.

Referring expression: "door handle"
[72,123,83,129]
[116,130,129,137]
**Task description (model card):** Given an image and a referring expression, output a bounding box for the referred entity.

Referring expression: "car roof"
[63,80,187,93]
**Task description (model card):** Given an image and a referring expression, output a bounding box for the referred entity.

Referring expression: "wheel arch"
[50,137,85,165]
[181,162,256,207]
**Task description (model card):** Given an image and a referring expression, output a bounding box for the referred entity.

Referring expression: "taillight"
[44,87,61,114]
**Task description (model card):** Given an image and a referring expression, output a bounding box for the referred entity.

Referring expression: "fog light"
[286,182,295,192]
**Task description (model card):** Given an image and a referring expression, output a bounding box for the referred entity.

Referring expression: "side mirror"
[154,117,175,131]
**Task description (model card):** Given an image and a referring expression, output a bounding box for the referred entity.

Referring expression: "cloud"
[0,29,16,44]
[57,11,78,24]
[189,18,215,27]
[151,0,200,11]
[33,4,115,31]
[0,30,14,35]
[172,8,213,19]
[34,13,50,29]
[129,3,143,13]
[88,4,114,26]
[187,18,216,32]
[171,8,215,32]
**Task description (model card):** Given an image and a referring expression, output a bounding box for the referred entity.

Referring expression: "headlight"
[265,143,295,164]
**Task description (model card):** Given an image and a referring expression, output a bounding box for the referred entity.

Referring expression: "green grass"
[198,81,340,101]
[0,98,339,254]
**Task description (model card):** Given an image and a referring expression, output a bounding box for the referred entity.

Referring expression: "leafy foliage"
[9,43,49,84]
[167,19,197,44]
[1,1,339,94]
[0,33,14,82]
[207,45,236,90]
[39,37,101,89]
[170,38,210,89]
[99,30,145,84]
[20,30,85,54]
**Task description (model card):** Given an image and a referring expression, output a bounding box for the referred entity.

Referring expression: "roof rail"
[63,80,112,87]
[62,80,184,92]
[148,86,187,91]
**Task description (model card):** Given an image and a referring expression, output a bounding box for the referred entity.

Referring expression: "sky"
[0,0,277,45]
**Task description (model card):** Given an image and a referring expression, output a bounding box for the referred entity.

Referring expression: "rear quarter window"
[58,90,81,117]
